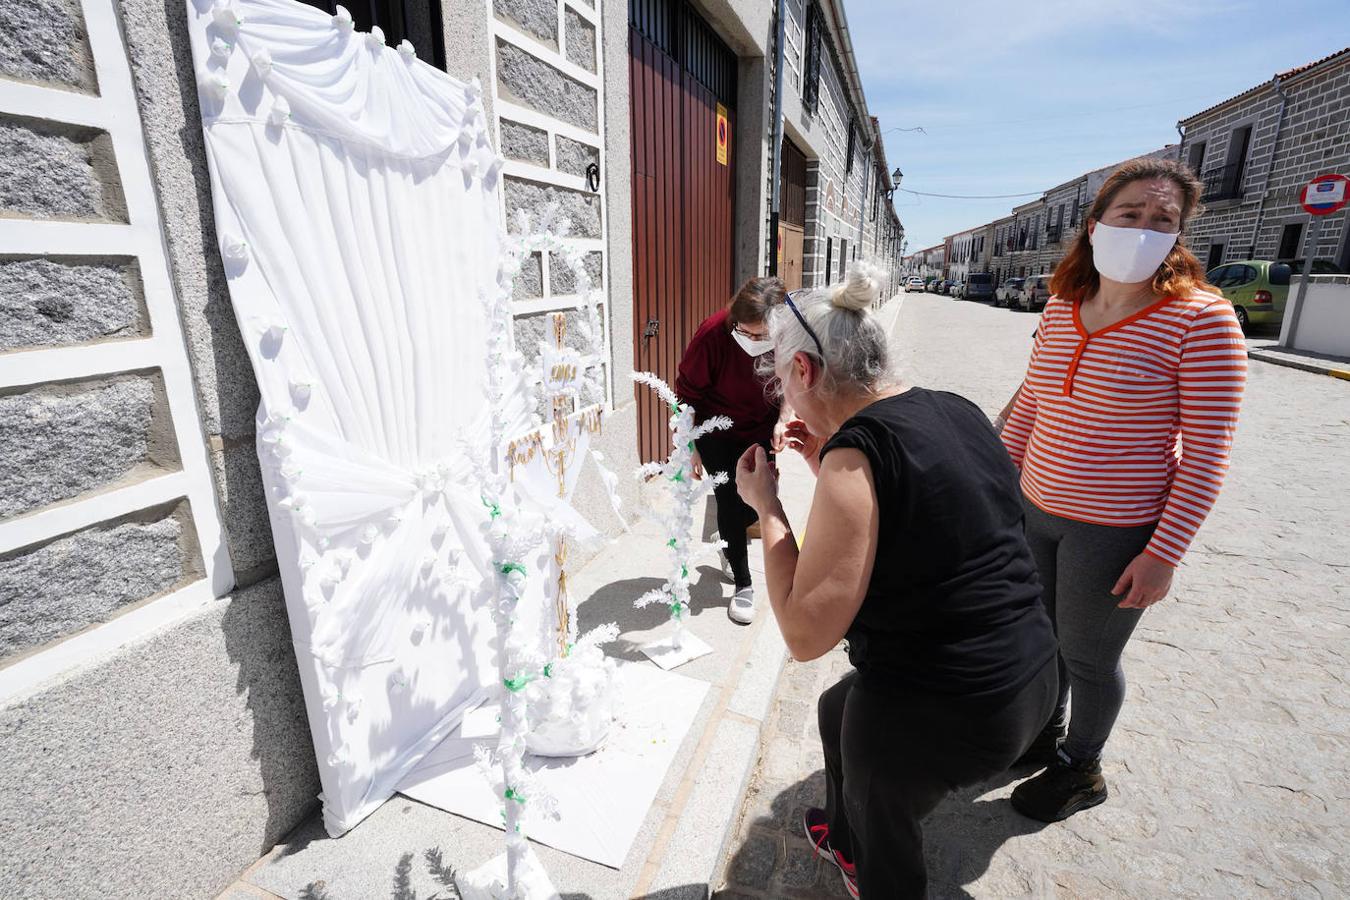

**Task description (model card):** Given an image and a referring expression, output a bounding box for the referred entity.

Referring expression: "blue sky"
[844,0,1349,252]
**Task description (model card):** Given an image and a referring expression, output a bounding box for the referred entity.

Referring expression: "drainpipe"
[767,0,788,277]
[1248,75,1288,259]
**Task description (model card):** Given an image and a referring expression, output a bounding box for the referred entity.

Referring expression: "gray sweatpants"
[1022,497,1157,762]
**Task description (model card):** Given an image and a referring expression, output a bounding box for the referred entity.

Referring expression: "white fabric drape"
[186,0,528,835]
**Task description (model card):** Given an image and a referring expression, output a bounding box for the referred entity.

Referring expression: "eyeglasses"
[732,323,769,341]
[784,294,825,359]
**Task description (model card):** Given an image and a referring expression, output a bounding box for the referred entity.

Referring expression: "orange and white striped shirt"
[1001,292,1247,567]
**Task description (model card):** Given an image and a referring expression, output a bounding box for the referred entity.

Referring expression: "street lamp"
[885,167,903,199]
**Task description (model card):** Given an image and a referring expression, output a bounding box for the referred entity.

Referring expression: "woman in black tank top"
[734,267,1058,899]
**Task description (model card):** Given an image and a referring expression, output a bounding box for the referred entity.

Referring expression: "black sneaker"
[1013,720,1067,768]
[802,807,859,899]
[1011,749,1108,822]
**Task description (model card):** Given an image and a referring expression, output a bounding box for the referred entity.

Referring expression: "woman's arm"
[674,331,713,407]
[1000,315,1051,465]
[737,446,878,661]
[1140,301,1248,570]
[993,385,1022,434]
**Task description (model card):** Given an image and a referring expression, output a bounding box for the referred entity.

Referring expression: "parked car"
[995,277,1025,308]
[948,280,965,297]
[930,279,949,295]
[904,275,925,293]
[1206,258,1347,331]
[1018,274,1052,311]
[959,272,995,302]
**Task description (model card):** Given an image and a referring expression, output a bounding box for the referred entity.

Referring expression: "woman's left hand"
[735,445,779,513]
[1113,553,1175,609]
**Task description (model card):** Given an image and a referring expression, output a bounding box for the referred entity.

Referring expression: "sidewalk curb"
[1249,348,1350,380]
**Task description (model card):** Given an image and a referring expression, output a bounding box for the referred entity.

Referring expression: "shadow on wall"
[219,580,322,854]
[715,764,1051,899]
[153,0,277,583]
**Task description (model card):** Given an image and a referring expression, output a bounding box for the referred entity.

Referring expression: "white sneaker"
[728,586,755,624]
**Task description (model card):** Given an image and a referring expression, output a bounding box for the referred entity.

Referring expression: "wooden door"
[629,2,737,464]
[779,224,804,290]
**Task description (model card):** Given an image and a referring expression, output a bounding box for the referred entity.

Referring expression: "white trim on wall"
[488,0,614,409]
[0,0,234,693]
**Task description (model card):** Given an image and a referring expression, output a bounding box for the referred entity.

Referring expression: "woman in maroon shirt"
[676,277,788,624]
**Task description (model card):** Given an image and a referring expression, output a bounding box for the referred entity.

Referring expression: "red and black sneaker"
[802,807,859,898]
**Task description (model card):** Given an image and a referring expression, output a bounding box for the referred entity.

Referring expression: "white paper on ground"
[640,631,715,671]
[399,661,710,868]
[456,846,561,900]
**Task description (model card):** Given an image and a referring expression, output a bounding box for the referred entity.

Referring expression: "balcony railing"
[1201,163,1245,202]
[1045,225,1062,243]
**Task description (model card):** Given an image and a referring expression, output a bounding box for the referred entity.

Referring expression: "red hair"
[1051,158,1211,304]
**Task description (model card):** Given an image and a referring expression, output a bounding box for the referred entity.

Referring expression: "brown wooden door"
[629,4,737,464]
[779,224,804,291]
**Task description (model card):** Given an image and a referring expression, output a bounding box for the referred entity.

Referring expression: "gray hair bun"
[831,262,885,311]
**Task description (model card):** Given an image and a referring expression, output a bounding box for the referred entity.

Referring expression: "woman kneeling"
[735,266,1059,898]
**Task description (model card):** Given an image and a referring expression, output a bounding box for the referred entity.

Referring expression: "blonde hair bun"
[831,262,885,311]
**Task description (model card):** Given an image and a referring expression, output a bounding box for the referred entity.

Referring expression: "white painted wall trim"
[488,0,613,407]
[0,0,235,699]
[0,580,221,706]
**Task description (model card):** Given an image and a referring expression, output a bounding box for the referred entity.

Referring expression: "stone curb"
[1249,347,1350,380]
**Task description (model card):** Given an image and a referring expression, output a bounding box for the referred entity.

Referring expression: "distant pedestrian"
[675,276,790,624]
[735,264,1059,899]
[1000,157,1248,822]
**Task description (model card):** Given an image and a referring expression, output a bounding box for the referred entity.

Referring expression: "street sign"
[715,103,728,166]
[1300,173,1348,216]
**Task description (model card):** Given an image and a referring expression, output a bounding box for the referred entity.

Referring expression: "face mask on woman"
[732,329,774,357]
[1089,221,1179,284]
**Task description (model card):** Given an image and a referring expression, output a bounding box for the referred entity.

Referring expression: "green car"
[1206,258,1346,330]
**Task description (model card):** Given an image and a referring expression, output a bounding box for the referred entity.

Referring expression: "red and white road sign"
[1300,173,1349,216]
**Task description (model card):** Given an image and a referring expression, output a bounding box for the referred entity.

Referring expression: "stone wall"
[0,0,315,895]
[1184,54,1350,269]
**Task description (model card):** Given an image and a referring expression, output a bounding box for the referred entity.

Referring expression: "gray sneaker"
[728,586,755,624]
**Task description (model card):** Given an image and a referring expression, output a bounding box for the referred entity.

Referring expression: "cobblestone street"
[714,293,1350,899]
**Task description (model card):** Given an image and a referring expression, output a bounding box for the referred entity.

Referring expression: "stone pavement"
[714,292,1350,899]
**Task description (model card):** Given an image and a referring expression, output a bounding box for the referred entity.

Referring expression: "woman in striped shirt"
[1001,158,1247,822]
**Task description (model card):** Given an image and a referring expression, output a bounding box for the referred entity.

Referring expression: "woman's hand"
[690,447,704,480]
[772,419,789,453]
[784,420,825,476]
[735,445,779,513]
[1113,553,1175,609]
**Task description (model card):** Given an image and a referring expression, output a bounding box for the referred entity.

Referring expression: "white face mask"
[1089,221,1179,284]
[732,329,774,357]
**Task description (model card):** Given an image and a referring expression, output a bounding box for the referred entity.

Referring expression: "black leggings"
[695,434,770,589]
[819,661,1058,898]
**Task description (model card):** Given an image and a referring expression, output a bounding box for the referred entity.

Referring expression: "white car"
[904,276,925,293]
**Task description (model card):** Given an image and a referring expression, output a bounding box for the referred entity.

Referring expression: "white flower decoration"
[212,1,242,32]
[220,233,249,262]
[210,37,233,62]
[289,377,313,406]
[332,5,354,33]
[398,40,416,60]
[200,69,230,102]
[366,26,385,50]
[267,95,291,127]
[250,48,272,77]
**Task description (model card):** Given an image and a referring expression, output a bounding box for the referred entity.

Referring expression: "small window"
[1187,140,1207,174]
[295,0,444,67]
[1233,265,1258,286]
[1207,265,1231,287]
[1277,223,1303,260]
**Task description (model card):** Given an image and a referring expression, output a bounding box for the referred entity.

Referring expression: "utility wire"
[898,188,1045,200]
